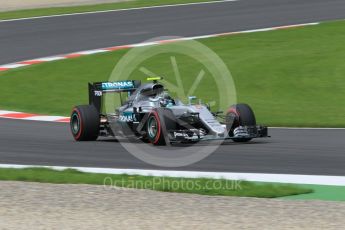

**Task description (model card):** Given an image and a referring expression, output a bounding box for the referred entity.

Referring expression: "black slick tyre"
[226,103,256,142]
[146,108,177,145]
[70,105,100,141]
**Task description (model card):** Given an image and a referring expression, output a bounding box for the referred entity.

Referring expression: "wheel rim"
[71,112,80,135]
[148,116,158,138]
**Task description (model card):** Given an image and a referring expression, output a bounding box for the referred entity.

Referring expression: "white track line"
[0,0,238,23]
[0,164,344,186]
[270,127,345,130]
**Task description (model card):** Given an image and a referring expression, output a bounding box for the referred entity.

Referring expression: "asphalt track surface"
[1,0,345,175]
[1,118,345,175]
[1,0,345,64]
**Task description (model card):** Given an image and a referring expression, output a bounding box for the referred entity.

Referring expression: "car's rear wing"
[88,80,141,113]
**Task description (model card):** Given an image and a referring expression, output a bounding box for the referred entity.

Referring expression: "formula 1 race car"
[70,78,268,145]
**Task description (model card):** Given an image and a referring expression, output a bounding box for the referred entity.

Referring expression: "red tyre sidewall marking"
[71,108,83,140]
[227,107,240,129]
[149,111,161,144]
[227,108,240,117]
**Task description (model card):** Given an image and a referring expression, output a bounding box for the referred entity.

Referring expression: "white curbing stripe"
[0,163,344,186]
[25,115,69,121]
[0,110,20,115]
[0,63,29,68]
[33,56,66,62]
[0,22,320,72]
[130,42,160,47]
[74,49,109,55]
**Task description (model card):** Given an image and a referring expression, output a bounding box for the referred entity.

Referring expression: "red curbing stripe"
[157,39,182,44]
[1,113,39,118]
[0,68,9,71]
[19,60,45,65]
[63,53,83,58]
[0,111,70,122]
[56,117,70,123]
[104,45,131,51]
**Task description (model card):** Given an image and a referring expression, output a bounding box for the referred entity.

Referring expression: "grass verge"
[283,184,345,201]
[0,167,312,198]
[1,20,345,127]
[0,0,220,20]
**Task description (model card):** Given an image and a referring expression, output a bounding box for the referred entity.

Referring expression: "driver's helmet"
[159,92,175,107]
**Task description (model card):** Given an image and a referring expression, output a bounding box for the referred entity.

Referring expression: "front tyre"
[146,108,177,146]
[226,103,256,142]
[147,111,165,145]
[70,105,100,141]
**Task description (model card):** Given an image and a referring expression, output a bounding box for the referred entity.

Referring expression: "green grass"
[284,184,345,201]
[0,0,219,20]
[1,20,345,127]
[0,167,312,198]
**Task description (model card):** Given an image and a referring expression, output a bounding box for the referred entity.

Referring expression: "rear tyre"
[226,103,256,142]
[70,105,100,141]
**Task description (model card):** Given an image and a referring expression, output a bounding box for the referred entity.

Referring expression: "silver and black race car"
[70,78,268,145]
